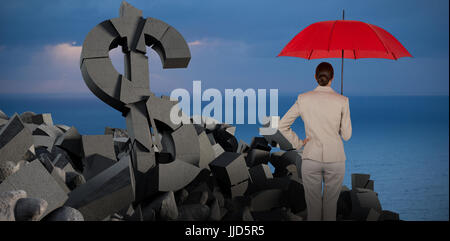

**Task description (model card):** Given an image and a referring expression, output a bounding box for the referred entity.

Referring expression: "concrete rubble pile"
[0,108,400,221]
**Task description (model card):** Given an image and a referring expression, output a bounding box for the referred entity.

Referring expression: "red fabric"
[278,20,412,60]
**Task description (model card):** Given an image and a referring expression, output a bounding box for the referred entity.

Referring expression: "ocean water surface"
[0,94,448,221]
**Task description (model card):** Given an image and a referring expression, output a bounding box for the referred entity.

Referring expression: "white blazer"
[278,85,352,163]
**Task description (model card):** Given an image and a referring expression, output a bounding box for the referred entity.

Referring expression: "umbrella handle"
[341,50,344,95]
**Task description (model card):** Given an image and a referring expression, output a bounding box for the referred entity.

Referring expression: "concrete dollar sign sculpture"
[80,1,201,202]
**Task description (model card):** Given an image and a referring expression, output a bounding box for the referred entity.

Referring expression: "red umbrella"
[278,11,412,94]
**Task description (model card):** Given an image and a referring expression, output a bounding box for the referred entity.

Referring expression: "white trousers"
[301,158,345,221]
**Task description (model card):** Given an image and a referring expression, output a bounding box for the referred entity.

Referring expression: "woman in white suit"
[278,62,352,221]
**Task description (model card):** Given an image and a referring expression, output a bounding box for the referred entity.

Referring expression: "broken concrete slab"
[0,114,33,166]
[0,160,68,217]
[64,156,135,221]
[81,135,117,180]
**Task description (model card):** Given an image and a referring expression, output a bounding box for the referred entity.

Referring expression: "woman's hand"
[302,136,310,146]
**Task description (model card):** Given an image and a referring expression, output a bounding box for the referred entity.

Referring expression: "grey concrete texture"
[81,135,117,180]
[64,156,135,221]
[0,160,68,217]
[0,114,33,166]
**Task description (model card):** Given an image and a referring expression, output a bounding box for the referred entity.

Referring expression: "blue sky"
[0,0,448,96]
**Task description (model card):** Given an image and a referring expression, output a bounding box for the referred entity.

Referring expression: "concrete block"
[0,160,68,217]
[250,137,271,151]
[81,135,117,180]
[42,206,84,221]
[14,197,48,221]
[209,152,249,189]
[246,148,270,167]
[64,156,135,221]
[150,159,201,192]
[272,150,302,180]
[249,164,273,187]
[54,126,82,159]
[350,188,382,220]
[351,173,371,189]
[31,113,53,126]
[0,114,33,166]
[212,128,238,152]
[231,180,248,198]
[260,129,295,151]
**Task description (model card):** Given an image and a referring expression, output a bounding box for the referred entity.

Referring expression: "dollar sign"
[80,1,201,202]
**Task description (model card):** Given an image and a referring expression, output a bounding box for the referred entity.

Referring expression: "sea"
[0,93,448,221]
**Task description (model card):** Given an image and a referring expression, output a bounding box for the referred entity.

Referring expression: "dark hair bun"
[315,62,334,86]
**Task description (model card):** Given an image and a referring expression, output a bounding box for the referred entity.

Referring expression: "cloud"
[42,42,82,67]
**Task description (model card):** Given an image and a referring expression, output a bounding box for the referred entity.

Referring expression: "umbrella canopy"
[278,20,412,60]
